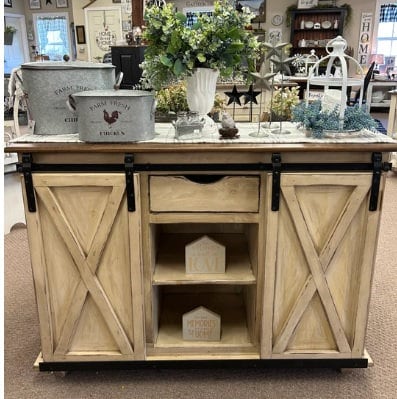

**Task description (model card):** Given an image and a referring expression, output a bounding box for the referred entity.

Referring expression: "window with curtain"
[34,14,70,61]
[377,3,397,64]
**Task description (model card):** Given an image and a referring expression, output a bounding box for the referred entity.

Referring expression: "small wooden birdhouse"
[185,235,225,274]
[182,306,221,341]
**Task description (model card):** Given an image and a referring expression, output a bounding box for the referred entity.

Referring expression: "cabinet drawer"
[149,175,260,212]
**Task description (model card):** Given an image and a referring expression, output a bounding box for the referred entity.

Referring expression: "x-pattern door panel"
[25,173,144,361]
[262,173,382,358]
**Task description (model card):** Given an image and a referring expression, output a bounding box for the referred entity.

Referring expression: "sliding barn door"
[262,173,383,359]
[23,173,144,362]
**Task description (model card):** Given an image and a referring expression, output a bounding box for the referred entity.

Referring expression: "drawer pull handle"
[183,175,225,184]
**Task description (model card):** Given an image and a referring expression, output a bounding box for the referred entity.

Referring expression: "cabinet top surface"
[5,123,397,154]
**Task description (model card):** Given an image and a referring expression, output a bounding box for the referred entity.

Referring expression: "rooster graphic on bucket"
[103,110,120,126]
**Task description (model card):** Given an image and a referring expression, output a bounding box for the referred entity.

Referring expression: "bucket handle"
[66,94,77,113]
[150,98,157,121]
[113,72,124,90]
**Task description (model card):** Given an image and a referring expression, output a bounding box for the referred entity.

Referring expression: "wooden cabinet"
[289,8,347,57]
[7,141,396,369]
[111,46,145,89]
[24,173,145,362]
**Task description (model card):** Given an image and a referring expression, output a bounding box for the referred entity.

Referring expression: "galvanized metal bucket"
[68,89,156,142]
[20,61,117,135]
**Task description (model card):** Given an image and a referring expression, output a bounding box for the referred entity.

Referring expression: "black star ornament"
[243,84,261,105]
[46,0,52,4]
[225,85,243,106]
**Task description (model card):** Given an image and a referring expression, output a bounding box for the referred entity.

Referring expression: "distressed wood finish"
[26,173,144,361]
[264,173,382,357]
[149,175,260,213]
[12,142,394,366]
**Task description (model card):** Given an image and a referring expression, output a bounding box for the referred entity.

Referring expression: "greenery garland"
[291,101,377,138]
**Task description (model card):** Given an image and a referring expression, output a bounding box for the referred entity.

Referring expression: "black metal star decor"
[243,84,261,122]
[225,85,243,120]
[225,85,243,106]
[46,0,52,4]
[243,84,261,105]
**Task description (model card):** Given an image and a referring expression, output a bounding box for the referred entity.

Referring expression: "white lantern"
[305,36,364,130]
[304,49,319,76]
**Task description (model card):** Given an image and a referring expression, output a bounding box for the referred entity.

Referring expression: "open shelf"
[155,291,256,351]
[153,233,256,285]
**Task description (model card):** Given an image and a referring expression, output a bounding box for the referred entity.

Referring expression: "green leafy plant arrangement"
[141,0,260,90]
[292,101,377,138]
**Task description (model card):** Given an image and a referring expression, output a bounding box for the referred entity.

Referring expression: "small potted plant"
[271,86,300,121]
[4,26,17,46]
[155,82,189,121]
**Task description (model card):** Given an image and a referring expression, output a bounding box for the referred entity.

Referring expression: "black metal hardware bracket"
[21,161,378,174]
[16,154,392,215]
[271,153,282,211]
[17,153,36,212]
[369,152,392,211]
[124,154,136,212]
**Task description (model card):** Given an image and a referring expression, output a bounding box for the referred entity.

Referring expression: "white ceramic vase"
[186,68,219,118]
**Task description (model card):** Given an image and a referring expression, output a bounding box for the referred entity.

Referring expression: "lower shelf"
[154,292,256,354]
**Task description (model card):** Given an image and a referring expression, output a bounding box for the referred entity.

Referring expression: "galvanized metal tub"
[69,89,156,142]
[21,61,117,135]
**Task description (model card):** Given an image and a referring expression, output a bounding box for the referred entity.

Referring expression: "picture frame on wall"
[297,0,318,9]
[56,0,68,8]
[76,26,86,44]
[4,0,12,8]
[29,0,41,9]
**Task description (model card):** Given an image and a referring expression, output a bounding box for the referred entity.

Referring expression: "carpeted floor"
[4,173,397,399]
